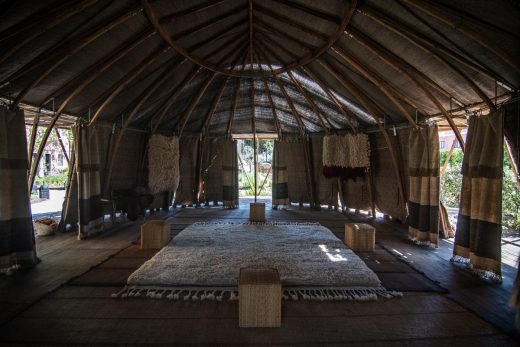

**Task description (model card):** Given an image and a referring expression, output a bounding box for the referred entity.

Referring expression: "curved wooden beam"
[347,27,464,107]
[358,4,507,106]
[200,78,229,136]
[252,52,282,138]
[317,57,408,216]
[396,1,516,92]
[150,65,202,134]
[227,52,249,136]
[0,0,98,65]
[12,4,142,108]
[255,31,358,130]
[89,46,171,125]
[40,29,155,106]
[401,0,520,73]
[274,0,342,23]
[160,0,225,22]
[101,57,183,195]
[141,0,357,78]
[255,3,326,43]
[178,74,217,137]
[256,38,330,131]
[346,27,465,150]
[256,47,306,136]
[330,45,418,128]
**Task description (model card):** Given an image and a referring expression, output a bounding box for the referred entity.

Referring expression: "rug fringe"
[111,286,402,302]
[192,221,321,226]
[408,236,438,249]
[450,255,502,283]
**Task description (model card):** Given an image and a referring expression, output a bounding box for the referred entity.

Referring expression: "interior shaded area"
[1,0,520,345]
[0,207,518,345]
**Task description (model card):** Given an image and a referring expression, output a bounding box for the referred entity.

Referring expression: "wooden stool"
[249,203,265,222]
[140,220,172,249]
[344,223,375,252]
[239,267,281,328]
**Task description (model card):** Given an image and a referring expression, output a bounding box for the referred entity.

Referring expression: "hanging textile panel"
[276,137,311,204]
[322,133,370,180]
[371,131,408,221]
[147,134,180,195]
[111,130,147,190]
[221,139,238,208]
[453,111,504,282]
[408,125,440,247]
[504,100,519,175]
[310,134,338,207]
[272,141,289,206]
[76,124,104,239]
[0,107,37,272]
[339,177,371,211]
[174,136,198,206]
[202,137,225,204]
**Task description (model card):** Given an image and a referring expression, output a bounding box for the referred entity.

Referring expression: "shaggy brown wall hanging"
[147,135,180,195]
[322,134,370,180]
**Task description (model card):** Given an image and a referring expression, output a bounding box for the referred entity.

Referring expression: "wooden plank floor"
[0,203,518,346]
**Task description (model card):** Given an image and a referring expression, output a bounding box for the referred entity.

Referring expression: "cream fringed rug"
[113,222,401,301]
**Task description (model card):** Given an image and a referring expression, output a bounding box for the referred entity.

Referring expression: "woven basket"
[34,218,58,236]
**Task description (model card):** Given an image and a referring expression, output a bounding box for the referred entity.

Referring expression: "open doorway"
[236,137,274,207]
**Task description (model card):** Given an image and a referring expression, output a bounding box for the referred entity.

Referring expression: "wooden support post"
[367,169,376,219]
[505,141,520,189]
[440,140,456,177]
[317,58,408,217]
[194,134,204,206]
[28,113,40,170]
[303,135,318,208]
[253,134,258,202]
[55,128,69,164]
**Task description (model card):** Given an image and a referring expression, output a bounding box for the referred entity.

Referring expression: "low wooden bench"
[344,223,376,252]
[239,267,281,328]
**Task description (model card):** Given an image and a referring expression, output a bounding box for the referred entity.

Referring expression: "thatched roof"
[0,0,518,134]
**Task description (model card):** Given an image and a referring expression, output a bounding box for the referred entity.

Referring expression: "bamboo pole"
[440,140,456,177]
[358,4,500,110]
[401,0,520,73]
[346,27,465,150]
[0,0,98,66]
[55,128,69,164]
[12,4,142,108]
[317,57,408,216]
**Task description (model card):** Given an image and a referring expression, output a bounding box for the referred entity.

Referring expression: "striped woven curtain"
[453,110,504,282]
[408,125,440,247]
[222,139,238,208]
[0,106,37,272]
[75,124,104,239]
[272,141,289,207]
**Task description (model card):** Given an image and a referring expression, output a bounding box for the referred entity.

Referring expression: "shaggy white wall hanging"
[147,134,180,194]
[323,134,370,180]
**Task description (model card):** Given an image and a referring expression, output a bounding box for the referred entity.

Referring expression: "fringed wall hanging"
[0,106,38,273]
[147,135,180,195]
[322,134,370,180]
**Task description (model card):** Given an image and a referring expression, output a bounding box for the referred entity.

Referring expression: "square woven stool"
[249,202,266,222]
[344,223,375,252]
[239,267,281,328]
[140,220,172,249]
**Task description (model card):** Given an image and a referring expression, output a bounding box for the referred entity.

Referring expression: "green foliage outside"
[440,148,520,230]
[237,139,273,197]
[34,171,68,188]
[239,171,272,197]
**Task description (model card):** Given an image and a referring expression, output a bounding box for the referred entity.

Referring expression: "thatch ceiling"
[0,0,518,135]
